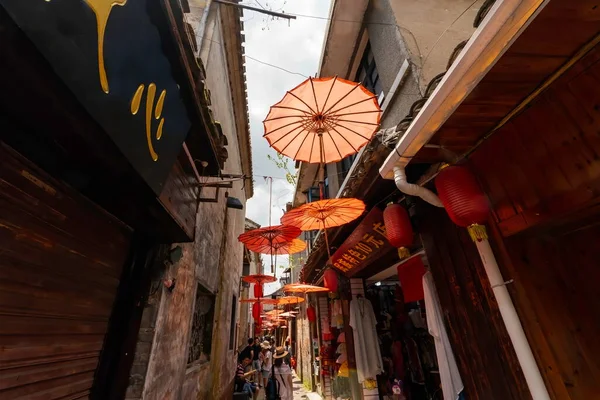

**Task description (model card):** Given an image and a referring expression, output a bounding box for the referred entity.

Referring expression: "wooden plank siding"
[416,203,531,400]
[0,144,131,399]
[416,0,600,163]
[470,44,600,237]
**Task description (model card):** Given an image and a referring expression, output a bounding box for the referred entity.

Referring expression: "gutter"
[379,0,550,180]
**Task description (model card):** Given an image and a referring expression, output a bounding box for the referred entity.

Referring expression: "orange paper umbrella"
[264,77,382,164]
[281,198,365,231]
[239,297,280,305]
[245,238,307,256]
[271,296,305,305]
[283,283,330,294]
[241,274,278,285]
[238,225,301,248]
[281,198,365,260]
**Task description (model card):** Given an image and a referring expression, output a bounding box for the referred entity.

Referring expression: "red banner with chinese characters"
[330,207,392,274]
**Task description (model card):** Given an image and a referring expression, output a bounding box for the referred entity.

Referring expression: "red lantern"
[307,305,316,322]
[435,166,490,241]
[254,284,263,298]
[252,302,262,320]
[383,203,413,258]
[323,268,338,292]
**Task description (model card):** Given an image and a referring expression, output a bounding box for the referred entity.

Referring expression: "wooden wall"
[470,45,600,237]
[466,44,600,400]
[417,203,531,400]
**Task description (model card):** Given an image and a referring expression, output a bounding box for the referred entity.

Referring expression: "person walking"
[273,347,293,400]
[252,337,262,386]
[260,340,273,389]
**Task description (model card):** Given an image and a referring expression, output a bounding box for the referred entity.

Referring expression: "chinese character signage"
[330,207,392,275]
[1,0,192,195]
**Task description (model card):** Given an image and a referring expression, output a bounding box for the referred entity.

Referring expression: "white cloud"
[242,0,331,290]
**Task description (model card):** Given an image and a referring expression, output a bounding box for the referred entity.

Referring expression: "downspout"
[393,165,443,207]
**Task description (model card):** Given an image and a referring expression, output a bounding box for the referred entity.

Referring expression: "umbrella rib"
[271,105,313,115]
[307,128,317,163]
[336,119,380,126]
[263,120,305,137]
[292,129,312,161]
[288,91,318,115]
[327,123,358,154]
[334,122,372,140]
[322,83,361,116]
[325,129,344,160]
[264,115,308,122]
[309,77,320,114]
[333,110,382,117]
[327,96,379,116]
[270,125,306,147]
[320,76,337,116]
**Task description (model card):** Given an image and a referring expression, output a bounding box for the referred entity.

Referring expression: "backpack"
[265,364,281,400]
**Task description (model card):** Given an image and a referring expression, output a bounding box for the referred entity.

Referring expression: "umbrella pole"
[322,219,332,263]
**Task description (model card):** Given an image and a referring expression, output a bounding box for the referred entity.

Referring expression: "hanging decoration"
[383,202,413,259]
[307,305,316,322]
[254,283,263,298]
[434,165,490,241]
[323,268,338,292]
[435,165,551,399]
[252,302,262,320]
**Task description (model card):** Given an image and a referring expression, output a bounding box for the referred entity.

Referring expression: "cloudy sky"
[241,0,332,292]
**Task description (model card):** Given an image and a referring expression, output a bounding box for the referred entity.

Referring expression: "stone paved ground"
[255,372,322,400]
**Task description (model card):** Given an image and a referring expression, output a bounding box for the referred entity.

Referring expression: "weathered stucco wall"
[388,0,483,92]
[140,3,250,400]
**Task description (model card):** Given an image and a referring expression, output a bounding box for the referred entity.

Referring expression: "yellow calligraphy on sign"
[131,83,166,161]
[84,0,127,93]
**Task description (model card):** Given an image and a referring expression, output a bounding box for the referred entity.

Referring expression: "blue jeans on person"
[243,382,256,395]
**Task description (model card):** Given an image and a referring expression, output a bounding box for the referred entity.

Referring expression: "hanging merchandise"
[307,305,316,322]
[254,283,263,298]
[323,268,339,292]
[349,296,384,383]
[334,299,345,329]
[423,271,464,400]
[338,361,349,378]
[396,256,427,303]
[383,202,413,259]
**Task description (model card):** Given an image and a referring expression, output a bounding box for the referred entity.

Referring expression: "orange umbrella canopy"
[245,238,307,256]
[281,198,366,231]
[283,283,329,294]
[264,77,382,164]
[238,225,301,248]
[241,274,278,285]
[271,296,305,305]
[239,297,277,303]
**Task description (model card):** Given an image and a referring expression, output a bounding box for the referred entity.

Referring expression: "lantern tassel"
[467,224,488,242]
[398,247,411,259]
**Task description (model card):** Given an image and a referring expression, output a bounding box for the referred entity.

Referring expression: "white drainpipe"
[393,166,443,207]
[377,1,552,399]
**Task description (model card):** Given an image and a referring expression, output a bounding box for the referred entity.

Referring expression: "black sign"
[1,0,192,195]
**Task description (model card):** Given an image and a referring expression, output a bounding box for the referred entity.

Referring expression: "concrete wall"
[388,0,484,93]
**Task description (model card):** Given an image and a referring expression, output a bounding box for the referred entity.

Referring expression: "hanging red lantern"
[323,268,338,292]
[252,302,262,320]
[254,283,263,298]
[307,305,316,322]
[435,165,490,241]
[383,203,413,259]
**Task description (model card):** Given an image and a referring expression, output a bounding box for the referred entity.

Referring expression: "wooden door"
[0,144,132,399]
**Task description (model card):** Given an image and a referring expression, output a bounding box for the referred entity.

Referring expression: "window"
[229,295,237,350]
[356,44,383,103]
[187,284,215,365]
